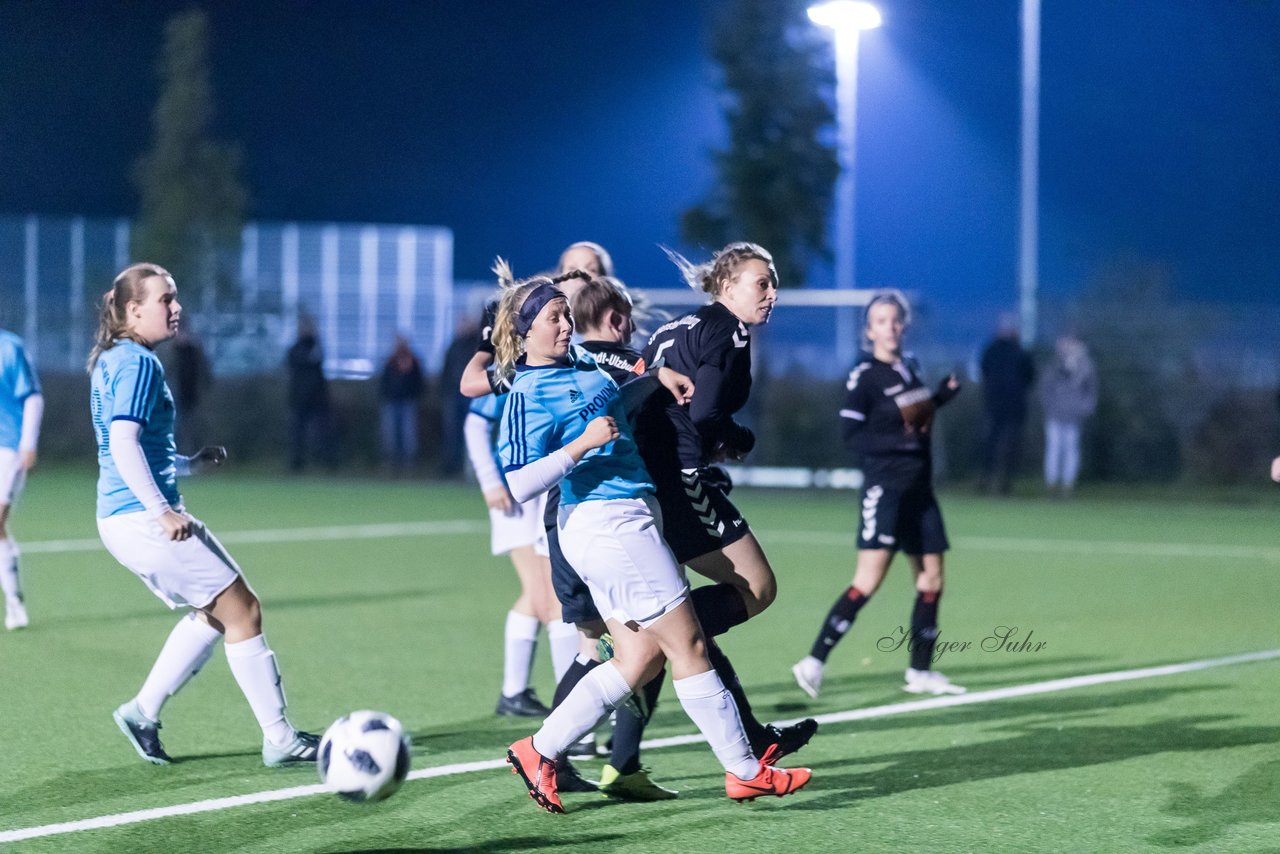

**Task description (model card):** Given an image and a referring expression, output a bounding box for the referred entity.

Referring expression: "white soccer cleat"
[5,598,28,631]
[792,656,824,699]
[903,667,966,695]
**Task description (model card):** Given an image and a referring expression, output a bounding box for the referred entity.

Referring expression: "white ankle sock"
[225,634,293,746]
[0,536,21,602]
[532,661,631,758]
[135,613,222,721]
[547,619,579,683]
[502,610,539,698]
[674,668,759,780]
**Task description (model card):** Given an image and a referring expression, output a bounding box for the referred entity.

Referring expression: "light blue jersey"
[0,330,40,451]
[91,340,180,517]
[498,346,653,506]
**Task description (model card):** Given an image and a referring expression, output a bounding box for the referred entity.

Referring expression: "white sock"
[0,536,20,602]
[135,613,222,721]
[502,610,539,698]
[225,634,294,747]
[531,661,631,758]
[547,620,579,683]
[674,668,759,780]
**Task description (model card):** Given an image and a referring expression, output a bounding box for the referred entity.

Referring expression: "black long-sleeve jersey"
[635,301,754,472]
[841,353,959,489]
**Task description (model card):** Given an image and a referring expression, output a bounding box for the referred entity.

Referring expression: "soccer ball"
[318,710,412,802]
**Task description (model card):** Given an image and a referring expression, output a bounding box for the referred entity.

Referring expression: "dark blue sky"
[2,0,1277,309]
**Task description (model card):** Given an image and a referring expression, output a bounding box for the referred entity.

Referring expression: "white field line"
[21,520,1280,563]
[20,520,488,555]
[758,529,1280,563]
[2,648,1277,843]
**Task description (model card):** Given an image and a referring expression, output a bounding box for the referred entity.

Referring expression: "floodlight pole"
[809,1,881,368]
[1019,0,1040,344]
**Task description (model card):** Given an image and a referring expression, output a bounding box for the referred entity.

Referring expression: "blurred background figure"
[438,315,481,479]
[378,334,425,476]
[556,241,614,280]
[1040,333,1097,498]
[171,328,212,449]
[285,315,336,472]
[978,313,1035,494]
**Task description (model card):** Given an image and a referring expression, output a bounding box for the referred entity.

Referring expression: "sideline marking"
[22,521,1280,563]
[3,648,1277,843]
[21,520,488,555]
[759,529,1280,563]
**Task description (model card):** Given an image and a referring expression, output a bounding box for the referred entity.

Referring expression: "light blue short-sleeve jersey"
[498,346,653,506]
[91,340,180,517]
[0,330,41,451]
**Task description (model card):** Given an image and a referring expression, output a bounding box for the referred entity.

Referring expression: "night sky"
[2,0,1278,310]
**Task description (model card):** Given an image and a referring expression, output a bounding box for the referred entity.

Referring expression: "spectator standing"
[1040,333,1097,497]
[439,316,480,478]
[171,328,212,449]
[286,317,336,472]
[378,335,425,475]
[978,314,1035,494]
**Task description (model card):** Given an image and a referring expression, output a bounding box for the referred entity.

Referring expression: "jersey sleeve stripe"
[130,357,155,420]
[506,392,526,467]
[839,408,866,420]
[127,357,146,418]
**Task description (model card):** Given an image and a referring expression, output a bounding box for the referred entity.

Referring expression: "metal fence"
[0,215,454,377]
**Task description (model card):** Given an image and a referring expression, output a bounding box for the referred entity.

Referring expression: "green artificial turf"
[2,470,1278,852]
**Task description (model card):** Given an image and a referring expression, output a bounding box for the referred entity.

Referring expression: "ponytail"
[86,263,172,373]
[489,258,558,386]
[661,242,777,297]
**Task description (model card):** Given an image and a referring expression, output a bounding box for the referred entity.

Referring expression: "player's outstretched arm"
[1270,455,1280,483]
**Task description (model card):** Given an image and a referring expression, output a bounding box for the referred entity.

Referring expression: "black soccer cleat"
[113,701,172,765]
[496,688,551,718]
[554,757,600,793]
[754,718,819,766]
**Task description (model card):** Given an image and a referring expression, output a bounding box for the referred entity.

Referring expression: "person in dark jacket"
[379,335,425,475]
[285,317,336,471]
[978,314,1035,494]
[171,328,212,449]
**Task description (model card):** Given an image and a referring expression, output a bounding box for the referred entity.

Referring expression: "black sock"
[706,638,767,746]
[808,585,871,662]
[690,583,750,637]
[610,670,663,774]
[909,590,942,671]
[551,657,599,710]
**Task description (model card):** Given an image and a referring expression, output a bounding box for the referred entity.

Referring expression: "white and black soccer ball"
[318,710,412,802]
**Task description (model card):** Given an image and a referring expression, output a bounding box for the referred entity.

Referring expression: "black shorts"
[653,467,750,565]
[547,521,602,626]
[856,481,949,554]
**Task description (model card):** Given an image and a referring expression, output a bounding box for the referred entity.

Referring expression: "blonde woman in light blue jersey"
[488,268,811,813]
[89,262,319,768]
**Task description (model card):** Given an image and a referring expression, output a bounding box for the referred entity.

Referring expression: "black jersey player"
[792,291,966,699]
[635,242,817,761]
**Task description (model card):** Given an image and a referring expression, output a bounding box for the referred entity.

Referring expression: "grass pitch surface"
[2,471,1278,852]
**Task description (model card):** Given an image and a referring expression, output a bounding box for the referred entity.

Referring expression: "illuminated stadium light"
[807,1,882,32]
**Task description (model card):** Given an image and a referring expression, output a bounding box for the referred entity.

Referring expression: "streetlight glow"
[807,1,882,32]
[808,0,881,368]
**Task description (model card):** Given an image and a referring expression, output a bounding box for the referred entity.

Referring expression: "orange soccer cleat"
[725,762,812,803]
[506,736,564,814]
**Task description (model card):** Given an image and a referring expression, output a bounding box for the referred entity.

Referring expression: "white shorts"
[0,448,27,506]
[97,511,242,610]
[557,495,689,628]
[489,491,548,556]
